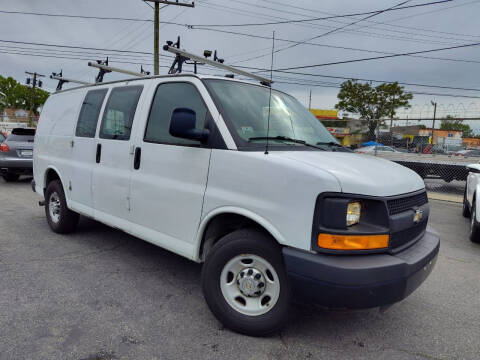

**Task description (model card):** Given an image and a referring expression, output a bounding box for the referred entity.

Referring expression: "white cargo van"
[33,74,439,336]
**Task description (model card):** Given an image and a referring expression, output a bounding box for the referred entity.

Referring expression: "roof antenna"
[265,31,275,155]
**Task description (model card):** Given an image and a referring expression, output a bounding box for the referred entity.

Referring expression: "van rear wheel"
[45,180,79,234]
[201,229,290,336]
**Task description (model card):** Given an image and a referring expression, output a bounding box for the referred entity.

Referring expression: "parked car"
[455,149,480,157]
[33,74,439,336]
[462,164,480,243]
[0,128,35,182]
[354,145,399,154]
[444,145,464,155]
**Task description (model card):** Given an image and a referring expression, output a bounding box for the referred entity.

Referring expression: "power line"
[261,0,480,41]
[241,0,412,63]
[199,1,466,48]
[0,1,452,29]
[0,9,186,25]
[2,38,480,93]
[272,80,480,99]
[192,27,480,65]
[190,0,452,27]
[142,1,168,10]
[276,41,480,70]
[3,48,480,99]
[0,4,473,52]
[0,39,156,56]
[6,42,479,93]
[269,70,480,92]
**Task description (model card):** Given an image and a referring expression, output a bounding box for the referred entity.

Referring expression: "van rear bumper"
[282,230,439,309]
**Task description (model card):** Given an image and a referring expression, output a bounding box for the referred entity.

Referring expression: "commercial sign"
[327,127,350,136]
[310,109,338,119]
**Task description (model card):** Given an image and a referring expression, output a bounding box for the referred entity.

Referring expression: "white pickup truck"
[33,73,439,336]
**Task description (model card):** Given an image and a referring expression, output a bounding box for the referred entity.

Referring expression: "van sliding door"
[70,88,108,213]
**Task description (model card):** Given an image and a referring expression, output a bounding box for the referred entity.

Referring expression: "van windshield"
[205,79,338,150]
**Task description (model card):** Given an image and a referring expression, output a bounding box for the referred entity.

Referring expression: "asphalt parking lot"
[1,179,479,360]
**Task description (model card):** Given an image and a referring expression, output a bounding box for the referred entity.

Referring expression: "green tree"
[335,80,413,139]
[0,75,49,116]
[440,115,472,137]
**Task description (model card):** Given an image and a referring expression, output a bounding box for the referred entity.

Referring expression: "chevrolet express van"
[33,74,439,336]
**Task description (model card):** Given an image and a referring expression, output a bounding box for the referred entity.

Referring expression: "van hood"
[275,151,425,197]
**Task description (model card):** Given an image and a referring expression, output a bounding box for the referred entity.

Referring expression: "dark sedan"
[0,128,35,182]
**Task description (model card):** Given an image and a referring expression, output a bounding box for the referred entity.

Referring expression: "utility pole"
[154,1,159,75]
[431,100,437,145]
[25,71,45,125]
[308,89,312,110]
[144,0,195,75]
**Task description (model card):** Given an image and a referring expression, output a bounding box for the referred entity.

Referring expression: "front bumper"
[283,229,439,309]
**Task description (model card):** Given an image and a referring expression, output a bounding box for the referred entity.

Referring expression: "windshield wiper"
[316,141,352,152]
[248,136,325,150]
[316,141,343,147]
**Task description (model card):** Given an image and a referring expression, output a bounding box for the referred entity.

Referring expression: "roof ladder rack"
[50,71,91,91]
[163,43,273,86]
[88,59,151,83]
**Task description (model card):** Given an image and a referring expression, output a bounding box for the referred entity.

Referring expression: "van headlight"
[346,201,361,226]
[312,194,390,253]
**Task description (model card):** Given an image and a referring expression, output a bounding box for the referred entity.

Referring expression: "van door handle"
[134,147,141,170]
[96,143,102,163]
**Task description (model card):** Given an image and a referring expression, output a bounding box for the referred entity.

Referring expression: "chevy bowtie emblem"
[413,209,423,224]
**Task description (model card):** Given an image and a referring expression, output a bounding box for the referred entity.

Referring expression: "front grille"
[387,191,428,215]
[389,222,427,250]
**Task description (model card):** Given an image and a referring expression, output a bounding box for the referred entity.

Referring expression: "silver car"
[0,128,35,182]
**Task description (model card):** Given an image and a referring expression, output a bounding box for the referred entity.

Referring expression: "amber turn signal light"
[317,233,389,250]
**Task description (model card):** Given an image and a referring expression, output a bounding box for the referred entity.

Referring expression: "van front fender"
[195,206,287,261]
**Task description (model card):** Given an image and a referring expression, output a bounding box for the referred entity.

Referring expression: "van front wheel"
[201,229,290,336]
[45,180,79,234]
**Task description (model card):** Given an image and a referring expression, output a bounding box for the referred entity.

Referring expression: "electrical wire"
[276,41,480,70]
[2,48,480,100]
[235,0,413,64]
[191,27,480,65]
[261,0,480,40]
[2,39,480,94]
[189,0,452,27]
[0,1,452,28]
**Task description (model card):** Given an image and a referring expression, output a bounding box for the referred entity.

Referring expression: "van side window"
[75,89,108,138]
[144,82,208,145]
[99,86,143,140]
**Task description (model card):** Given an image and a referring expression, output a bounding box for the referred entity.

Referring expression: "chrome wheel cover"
[220,254,280,316]
[49,191,61,224]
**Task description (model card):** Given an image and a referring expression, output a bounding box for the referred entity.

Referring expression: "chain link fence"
[319,118,480,202]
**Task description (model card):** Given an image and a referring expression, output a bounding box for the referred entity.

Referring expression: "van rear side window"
[99,86,143,141]
[75,89,108,138]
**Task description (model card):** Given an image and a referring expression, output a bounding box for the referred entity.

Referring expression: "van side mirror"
[169,108,210,142]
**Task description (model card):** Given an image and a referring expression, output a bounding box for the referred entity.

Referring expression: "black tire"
[463,188,471,218]
[469,199,480,243]
[45,179,79,234]
[201,228,290,336]
[2,173,20,182]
